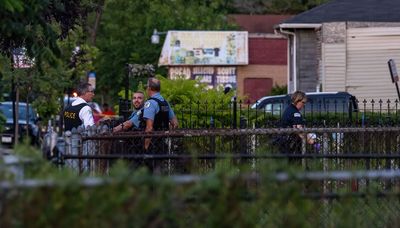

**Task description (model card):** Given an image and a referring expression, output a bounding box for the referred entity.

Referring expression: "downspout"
[279,27,296,93]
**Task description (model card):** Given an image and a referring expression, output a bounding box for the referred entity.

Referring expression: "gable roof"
[228,14,293,33]
[283,0,400,24]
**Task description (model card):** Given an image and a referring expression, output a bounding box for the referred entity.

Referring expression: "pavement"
[0,144,13,156]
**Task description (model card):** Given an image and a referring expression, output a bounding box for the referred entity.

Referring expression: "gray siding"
[296,30,318,92]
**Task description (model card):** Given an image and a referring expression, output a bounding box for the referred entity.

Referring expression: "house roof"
[283,0,400,24]
[228,14,293,33]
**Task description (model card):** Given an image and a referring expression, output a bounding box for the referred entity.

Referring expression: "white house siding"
[346,27,400,104]
[322,43,346,92]
[321,22,347,93]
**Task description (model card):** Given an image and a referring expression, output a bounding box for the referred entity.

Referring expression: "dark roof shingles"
[284,0,400,24]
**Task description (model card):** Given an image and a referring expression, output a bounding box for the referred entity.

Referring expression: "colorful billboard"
[158,31,248,66]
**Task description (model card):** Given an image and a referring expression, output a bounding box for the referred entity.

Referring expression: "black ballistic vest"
[148,97,170,131]
[63,103,89,131]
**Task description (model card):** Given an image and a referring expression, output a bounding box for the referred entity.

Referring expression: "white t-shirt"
[71,97,94,128]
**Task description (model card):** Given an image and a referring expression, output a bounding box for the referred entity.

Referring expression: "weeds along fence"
[120,98,400,128]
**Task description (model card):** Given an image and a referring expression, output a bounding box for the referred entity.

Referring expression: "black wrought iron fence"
[117,97,400,129]
[55,126,400,192]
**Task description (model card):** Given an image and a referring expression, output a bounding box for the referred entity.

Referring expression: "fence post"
[232,96,237,129]
[71,128,82,174]
[239,116,248,155]
[118,98,131,121]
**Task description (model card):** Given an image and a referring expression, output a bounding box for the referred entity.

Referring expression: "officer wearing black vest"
[143,77,178,152]
[63,83,95,131]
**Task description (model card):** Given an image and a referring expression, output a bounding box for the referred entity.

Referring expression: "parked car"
[251,92,359,116]
[0,101,41,145]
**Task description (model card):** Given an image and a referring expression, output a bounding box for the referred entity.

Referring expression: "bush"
[1,147,400,227]
[157,75,237,128]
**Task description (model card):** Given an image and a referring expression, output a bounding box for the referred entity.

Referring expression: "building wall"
[249,37,287,65]
[236,36,287,103]
[346,26,400,101]
[296,30,319,92]
[237,65,287,102]
[321,22,400,103]
[321,22,347,92]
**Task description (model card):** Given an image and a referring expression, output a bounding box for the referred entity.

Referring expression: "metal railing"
[117,98,400,129]
[51,126,400,177]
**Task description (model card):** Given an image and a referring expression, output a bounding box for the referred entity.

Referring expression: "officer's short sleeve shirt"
[128,109,142,128]
[281,103,305,127]
[143,93,176,121]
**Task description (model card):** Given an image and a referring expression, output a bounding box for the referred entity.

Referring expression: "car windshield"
[0,103,36,121]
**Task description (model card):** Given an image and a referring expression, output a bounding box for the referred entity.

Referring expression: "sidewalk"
[0,145,13,156]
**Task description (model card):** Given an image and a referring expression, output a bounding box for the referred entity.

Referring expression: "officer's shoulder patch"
[137,110,142,115]
[144,101,151,109]
[294,113,301,117]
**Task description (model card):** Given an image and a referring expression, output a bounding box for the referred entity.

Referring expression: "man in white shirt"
[63,83,95,131]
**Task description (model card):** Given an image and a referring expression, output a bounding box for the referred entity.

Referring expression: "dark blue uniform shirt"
[281,103,305,128]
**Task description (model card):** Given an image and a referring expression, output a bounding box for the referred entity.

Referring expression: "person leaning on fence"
[112,91,145,133]
[143,77,178,152]
[277,90,315,155]
[63,83,95,131]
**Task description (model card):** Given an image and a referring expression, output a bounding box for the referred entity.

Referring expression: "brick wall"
[249,38,287,65]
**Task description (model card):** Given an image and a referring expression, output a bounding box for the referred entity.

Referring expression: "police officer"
[112,91,145,132]
[63,83,95,131]
[143,77,178,151]
[280,90,314,154]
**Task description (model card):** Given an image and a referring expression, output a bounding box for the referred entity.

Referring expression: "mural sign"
[159,31,248,66]
[169,66,237,89]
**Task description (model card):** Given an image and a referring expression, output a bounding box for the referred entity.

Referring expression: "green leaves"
[0,0,23,13]
[94,0,236,101]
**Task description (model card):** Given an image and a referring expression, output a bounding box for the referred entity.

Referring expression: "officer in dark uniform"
[279,90,308,155]
[63,83,95,131]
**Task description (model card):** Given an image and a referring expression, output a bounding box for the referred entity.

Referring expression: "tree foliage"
[154,76,236,128]
[94,0,238,103]
[0,0,98,119]
[0,0,330,120]
[227,0,330,14]
[0,0,87,63]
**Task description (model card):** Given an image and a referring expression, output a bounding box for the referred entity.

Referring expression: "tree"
[0,0,92,119]
[227,0,329,14]
[0,0,88,64]
[94,0,238,103]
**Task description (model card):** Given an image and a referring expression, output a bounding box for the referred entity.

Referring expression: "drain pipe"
[279,27,297,93]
